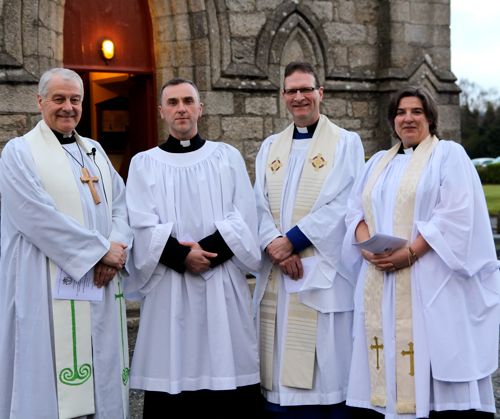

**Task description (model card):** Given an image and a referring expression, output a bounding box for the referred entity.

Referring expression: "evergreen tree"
[484,103,500,156]
[459,79,500,158]
[461,103,482,158]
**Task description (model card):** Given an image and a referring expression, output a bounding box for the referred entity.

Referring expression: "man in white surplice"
[253,61,365,417]
[0,68,132,419]
[125,78,262,417]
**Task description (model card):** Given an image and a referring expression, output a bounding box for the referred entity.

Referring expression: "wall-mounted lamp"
[100,38,115,61]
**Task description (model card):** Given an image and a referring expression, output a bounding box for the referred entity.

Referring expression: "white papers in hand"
[353,233,407,254]
[53,267,104,301]
[283,256,317,293]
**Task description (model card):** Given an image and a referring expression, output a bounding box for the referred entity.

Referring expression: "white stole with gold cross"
[25,120,113,419]
[362,135,438,413]
[260,115,341,390]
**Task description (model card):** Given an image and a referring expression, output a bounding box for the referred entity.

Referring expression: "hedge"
[477,163,500,184]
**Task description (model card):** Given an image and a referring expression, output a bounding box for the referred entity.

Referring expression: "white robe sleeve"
[254,134,282,250]
[215,145,261,273]
[125,152,172,298]
[416,142,500,277]
[0,138,110,281]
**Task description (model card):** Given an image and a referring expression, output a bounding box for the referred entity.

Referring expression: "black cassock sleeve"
[198,230,234,268]
[159,235,191,273]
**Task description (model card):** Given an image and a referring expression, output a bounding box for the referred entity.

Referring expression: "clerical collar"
[397,142,417,154]
[159,133,205,153]
[51,129,76,144]
[293,120,319,139]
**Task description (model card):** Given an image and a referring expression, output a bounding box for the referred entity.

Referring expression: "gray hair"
[38,68,84,99]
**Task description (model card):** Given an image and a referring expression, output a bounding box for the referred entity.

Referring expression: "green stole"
[25,120,121,418]
[362,135,438,413]
[260,115,340,390]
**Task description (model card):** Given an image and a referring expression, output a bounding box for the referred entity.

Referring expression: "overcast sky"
[450,0,500,92]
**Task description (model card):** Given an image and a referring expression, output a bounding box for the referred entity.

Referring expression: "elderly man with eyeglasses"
[253,61,365,418]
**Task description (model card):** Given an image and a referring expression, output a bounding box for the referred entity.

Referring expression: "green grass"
[483,184,500,215]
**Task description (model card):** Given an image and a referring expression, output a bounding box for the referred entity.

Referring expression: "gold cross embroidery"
[80,167,101,205]
[310,153,326,171]
[370,336,384,370]
[401,341,415,376]
[269,158,282,173]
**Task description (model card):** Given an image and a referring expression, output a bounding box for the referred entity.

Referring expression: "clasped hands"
[180,241,217,274]
[361,246,411,272]
[266,236,303,280]
[94,241,128,288]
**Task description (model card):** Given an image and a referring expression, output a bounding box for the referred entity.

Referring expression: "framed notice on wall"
[102,110,129,133]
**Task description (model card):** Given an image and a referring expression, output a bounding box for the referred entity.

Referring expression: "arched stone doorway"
[63,0,157,179]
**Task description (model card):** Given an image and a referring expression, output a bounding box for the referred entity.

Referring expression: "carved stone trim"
[256,2,329,85]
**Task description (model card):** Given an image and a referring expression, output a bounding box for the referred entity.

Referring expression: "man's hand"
[180,241,217,274]
[279,254,303,280]
[101,241,127,270]
[266,236,294,264]
[93,262,118,288]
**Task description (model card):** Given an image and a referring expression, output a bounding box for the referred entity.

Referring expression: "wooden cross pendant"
[80,167,101,204]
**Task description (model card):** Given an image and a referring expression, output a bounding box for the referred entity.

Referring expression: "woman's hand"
[362,247,411,272]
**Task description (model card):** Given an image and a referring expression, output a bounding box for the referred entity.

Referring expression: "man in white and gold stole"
[253,61,365,417]
[0,68,132,419]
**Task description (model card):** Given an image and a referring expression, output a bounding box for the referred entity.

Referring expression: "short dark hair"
[387,86,439,138]
[159,78,200,102]
[283,61,321,89]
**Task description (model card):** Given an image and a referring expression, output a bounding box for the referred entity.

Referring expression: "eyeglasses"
[283,87,317,96]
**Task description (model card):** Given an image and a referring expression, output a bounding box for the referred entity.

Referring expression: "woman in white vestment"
[343,86,500,419]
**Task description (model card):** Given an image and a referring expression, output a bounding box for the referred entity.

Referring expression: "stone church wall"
[0,0,460,174]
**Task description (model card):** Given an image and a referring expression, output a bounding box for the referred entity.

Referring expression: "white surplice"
[0,135,133,419]
[343,141,500,418]
[125,141,261,393]
[253,125,365,406]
